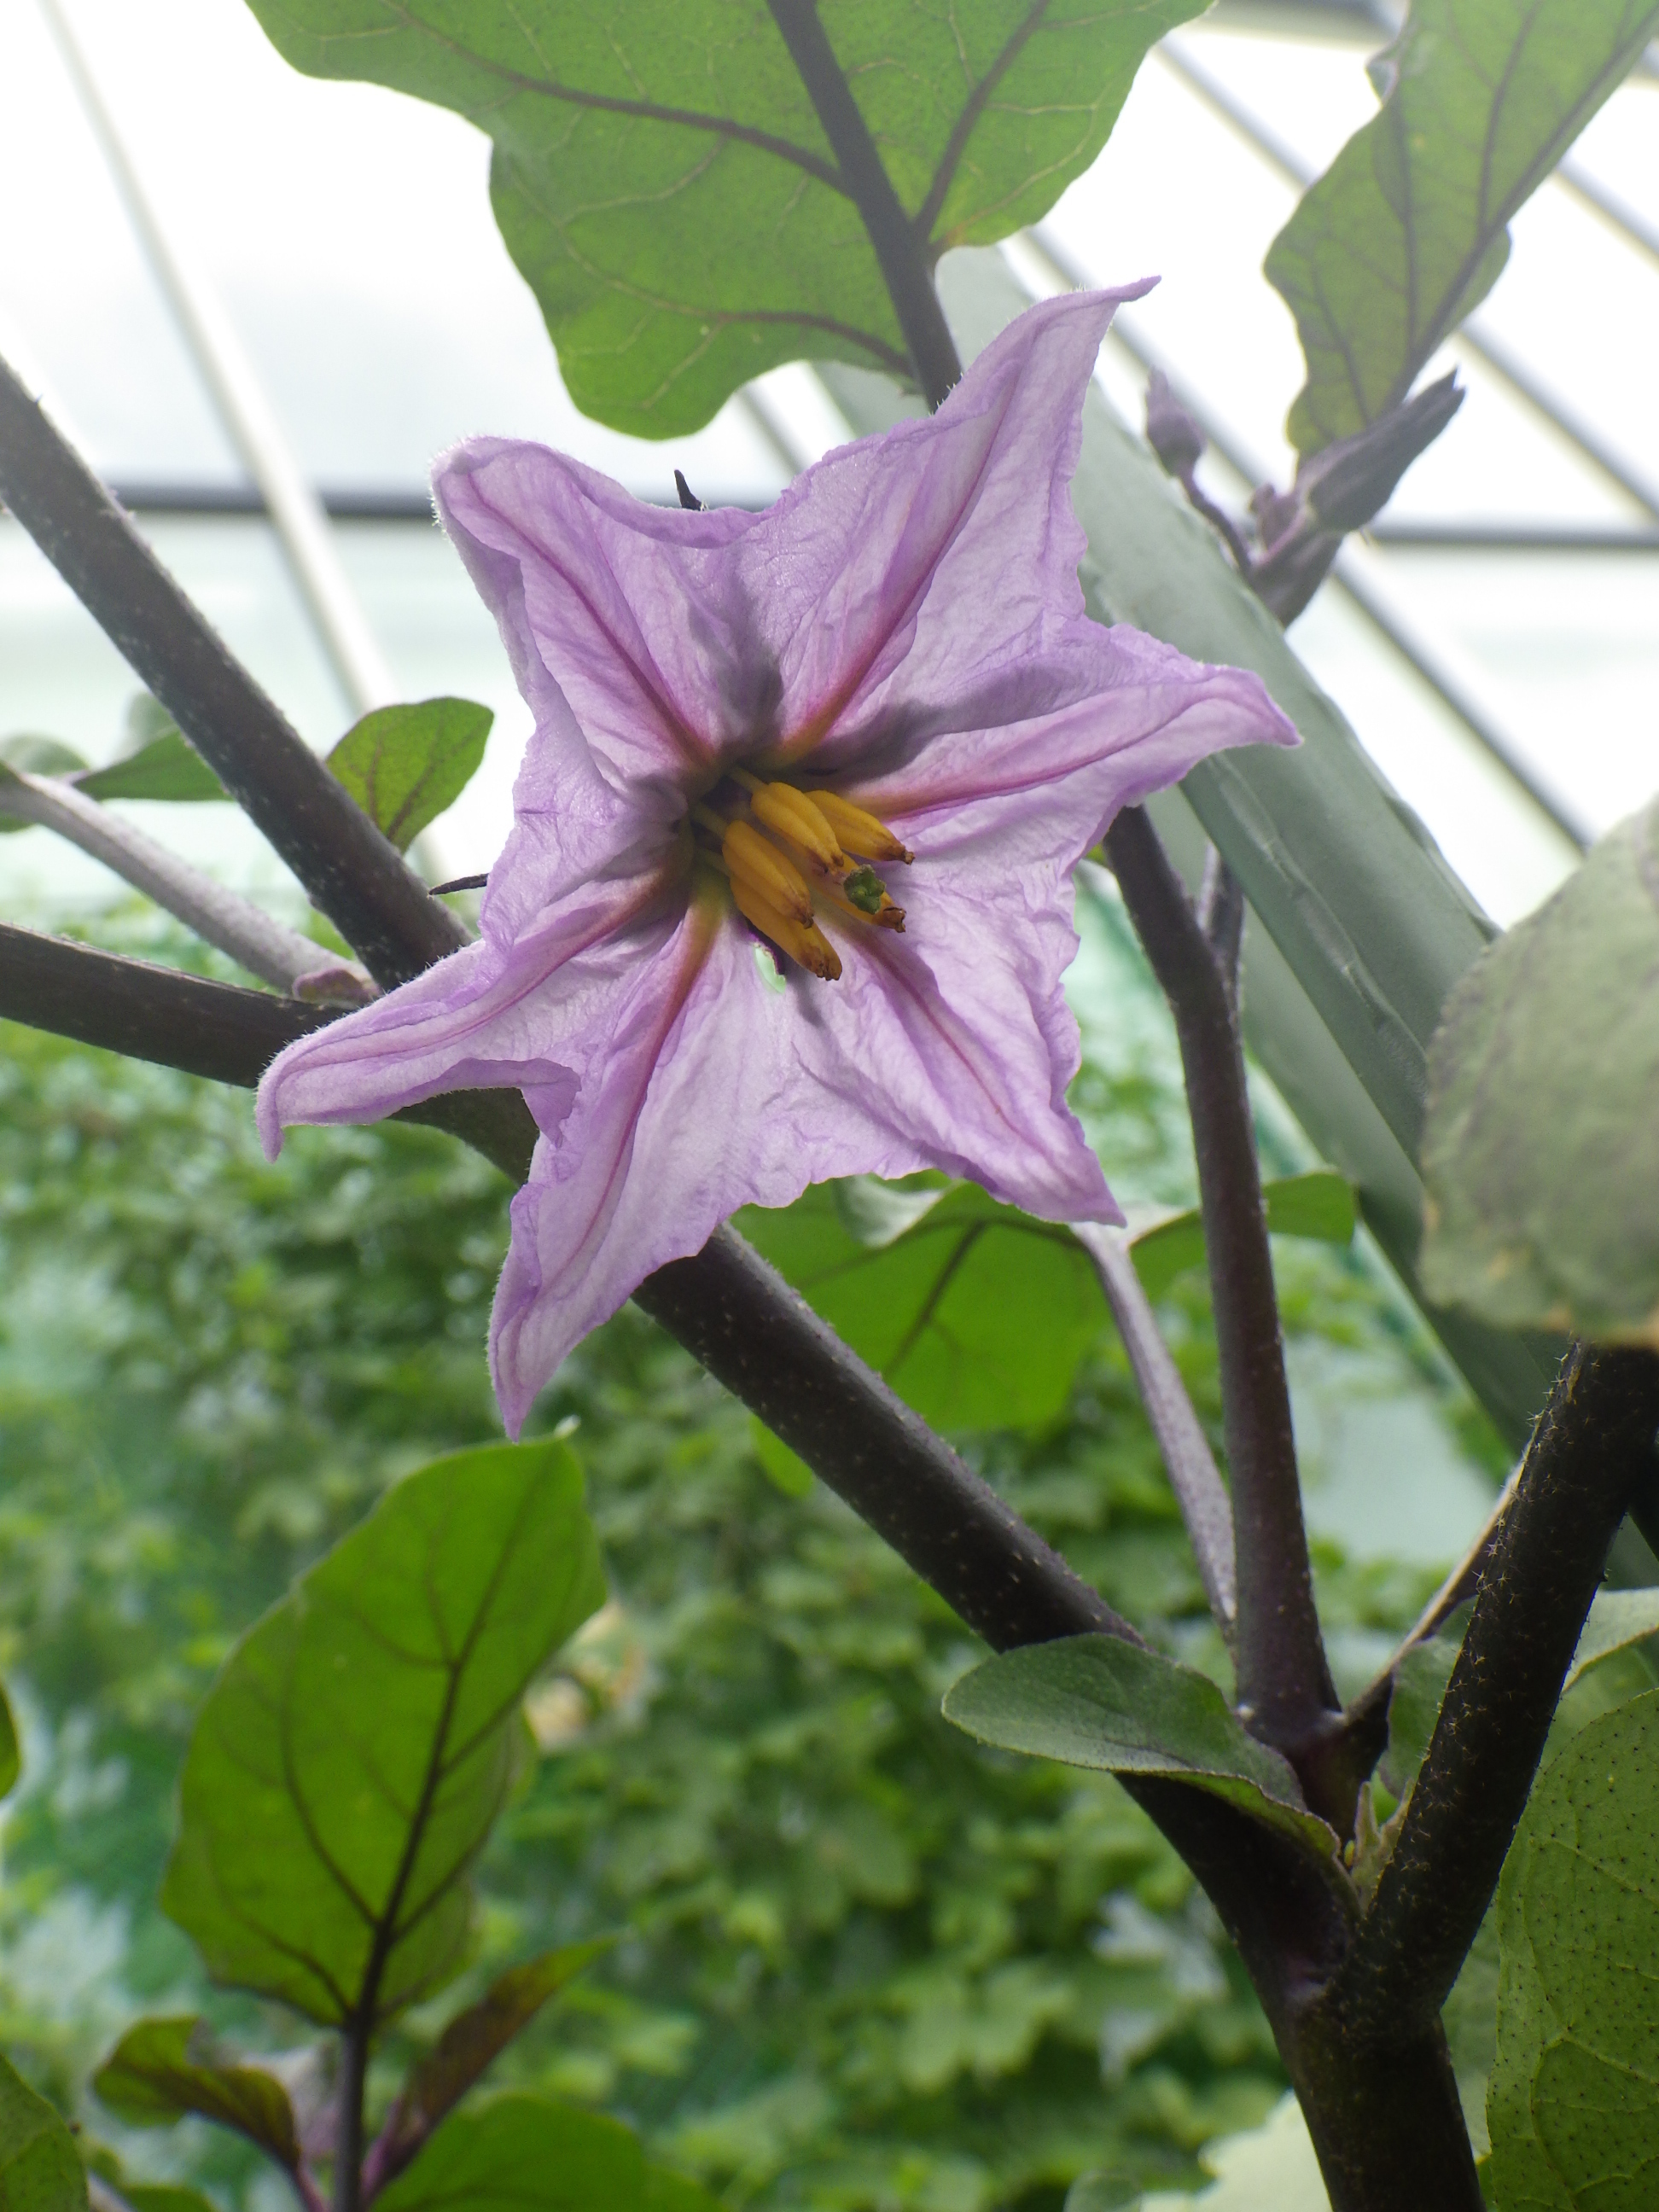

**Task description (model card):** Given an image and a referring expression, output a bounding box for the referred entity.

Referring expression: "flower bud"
[1144,369,1206,482]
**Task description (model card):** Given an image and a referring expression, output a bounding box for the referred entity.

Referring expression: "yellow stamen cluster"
[692,775,911,979]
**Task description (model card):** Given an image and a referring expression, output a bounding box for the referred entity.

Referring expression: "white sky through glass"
[0,0,1652,923]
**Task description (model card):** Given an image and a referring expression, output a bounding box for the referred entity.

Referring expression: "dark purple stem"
[0,354,463,989]
[1104,808,1337,1762]
[0,925,1134,1658]
[1330,1342,1659,2044]
[765,0,963,409]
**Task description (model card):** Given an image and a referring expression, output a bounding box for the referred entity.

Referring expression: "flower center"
[690,767,911,982]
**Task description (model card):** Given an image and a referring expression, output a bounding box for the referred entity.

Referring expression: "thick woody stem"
[1330,1342,1659,2044]
[1104,806,1336,1757]
[765,0,963,410]
[0,352,461,988]
[0,924,1136,1659]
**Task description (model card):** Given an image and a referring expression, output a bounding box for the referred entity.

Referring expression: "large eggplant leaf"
[742,1169,1357,1433]
[737,1178,1102,1432]
[1420,800,1659,1342]
[374,2095,644,2212]
[1564,1590,1659,1696]
[0,2057,86,2212]
[1486,1689,1659,2205]
[92,2017,301,2175]
[1266,0,1659,457]
[943,1635,1339,1863]
[161,1441,605,2028]
[242,0,1205,436]
[1129,1170,1355,1302]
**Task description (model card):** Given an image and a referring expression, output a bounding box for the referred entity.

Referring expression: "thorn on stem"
[674,469,706,512]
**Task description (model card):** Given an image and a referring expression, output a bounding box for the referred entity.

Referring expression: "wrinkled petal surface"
[432,284,1155,793]
[261,288,1301,1435]
[489,888,1114,1438]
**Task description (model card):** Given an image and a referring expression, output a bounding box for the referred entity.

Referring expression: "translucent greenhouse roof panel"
[1045,22,1659,528]
[1032,10,1657,915]
[0,0,793,504]
[0,0,1654,935]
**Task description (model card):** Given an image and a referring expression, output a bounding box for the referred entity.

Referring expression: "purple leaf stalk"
[259,290,1295,1435]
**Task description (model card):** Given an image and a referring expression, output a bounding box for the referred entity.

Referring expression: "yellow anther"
[805,790,913,865]
[740,779,849,878]
[722,818,813,923]
[731,873,842,981]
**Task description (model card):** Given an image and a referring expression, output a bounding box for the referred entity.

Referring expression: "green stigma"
[843,866,888,916]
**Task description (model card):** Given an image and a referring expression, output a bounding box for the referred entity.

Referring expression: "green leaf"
[924,249,1561,1455]
[942,1636,1338,1862]
[374,2094,643,2212]
[737,1179,1103,1431]
[1129,1171,1356,1303]
[1564,1590,1659,1696]
[0,1679,18,1800]
[1487,1688,1659,2205]
[1379,1606,1470,1802]
[0,2056,87,2212]
[1420,800,1659,1341]
[123,2192,220,2212]
[78,732,227,805]
[242,0,1205,438]
[381,1941,613,2180]
[749,1414,814,1499]
[0,736,89,835]
[161,1440,606,2027]
[325,698,493,853]
[0,734,87,777]
[1266,0,1659,457]
[642,2169,725,2212]
[92,2017,300,2172]
[1443,1901,1501,2162]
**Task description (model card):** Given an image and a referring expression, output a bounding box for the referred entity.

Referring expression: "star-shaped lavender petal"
[259,288,1296,1435]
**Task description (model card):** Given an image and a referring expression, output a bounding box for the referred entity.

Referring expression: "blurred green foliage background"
[0,893,1502,2211]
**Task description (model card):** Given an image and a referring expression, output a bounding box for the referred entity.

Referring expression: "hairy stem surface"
[1332,1342,1659,2043]
[0,767,371,999]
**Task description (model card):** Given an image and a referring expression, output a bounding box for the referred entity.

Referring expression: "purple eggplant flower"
[259,288,1295,1435]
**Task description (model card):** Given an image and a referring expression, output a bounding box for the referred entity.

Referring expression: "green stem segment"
[765,0,963,410]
